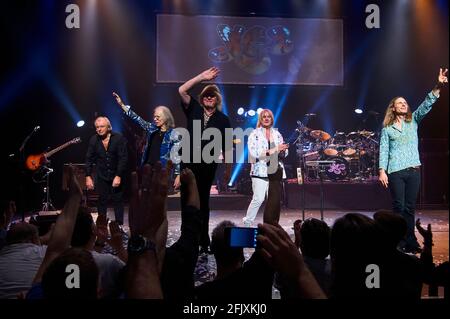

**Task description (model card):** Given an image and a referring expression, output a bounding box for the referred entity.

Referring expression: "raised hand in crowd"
[125,163,169,299]
[32,165,82,284]
[415,218,433,247]
[257,223,326,299]
[293,219,303,248]
[109,221,127,263]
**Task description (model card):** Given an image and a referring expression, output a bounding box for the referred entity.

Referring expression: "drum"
[342,147,356,157]
[323,144,347,157]
[323,144,339,156]
[324,156,349,181]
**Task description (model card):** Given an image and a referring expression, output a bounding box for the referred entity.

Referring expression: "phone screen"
[226,227,258,248]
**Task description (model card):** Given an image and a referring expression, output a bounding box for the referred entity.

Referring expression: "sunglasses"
[203,94,216,99]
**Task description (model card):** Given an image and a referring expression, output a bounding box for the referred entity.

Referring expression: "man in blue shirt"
[378,68,448,254]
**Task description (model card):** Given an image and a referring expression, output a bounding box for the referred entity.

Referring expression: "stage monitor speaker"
[29,211,60,236]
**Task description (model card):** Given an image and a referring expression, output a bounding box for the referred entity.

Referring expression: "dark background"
[0,0,448,212]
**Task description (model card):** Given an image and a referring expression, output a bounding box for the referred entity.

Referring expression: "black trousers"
[181,162,217,249]
[96,177,124,224]
[388,167,421,249]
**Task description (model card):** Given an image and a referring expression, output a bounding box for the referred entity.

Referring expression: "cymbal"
[310,130,331,141]
[358,130,375,137]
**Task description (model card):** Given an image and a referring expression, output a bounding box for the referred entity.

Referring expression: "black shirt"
[146,130,165,165]
[181,96,232,164]
[85,132,128,181]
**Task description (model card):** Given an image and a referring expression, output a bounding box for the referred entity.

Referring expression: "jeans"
[96,177,124,224]
[388,167,421,249]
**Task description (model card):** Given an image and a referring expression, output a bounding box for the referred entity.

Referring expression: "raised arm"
[178,67,220,107]
[432,68,448,97]
[33,166,82,284]
[113,92,156,132]
[125,163,169,298]
[414,68,448,123]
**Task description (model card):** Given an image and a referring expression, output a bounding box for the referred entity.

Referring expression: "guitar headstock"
[70,137,82,144]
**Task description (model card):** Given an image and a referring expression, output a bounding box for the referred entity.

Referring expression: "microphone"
[34,126,40,132]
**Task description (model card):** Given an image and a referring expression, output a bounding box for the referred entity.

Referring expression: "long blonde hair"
[154,106,175,128]
[382,96,412,127]
[256,109,274,128]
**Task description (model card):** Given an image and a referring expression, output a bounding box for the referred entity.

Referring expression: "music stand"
[305,160,335,221]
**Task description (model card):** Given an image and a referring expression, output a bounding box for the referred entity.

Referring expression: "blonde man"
[178,67,233,254]
[85,116,128,225]
[243,109,288,227]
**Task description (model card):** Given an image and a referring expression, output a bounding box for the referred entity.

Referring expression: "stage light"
[237,107,245,115]
[354,108,363,114]
[256,108,263,114]
[77,120,85,127]
[247,109,256,117]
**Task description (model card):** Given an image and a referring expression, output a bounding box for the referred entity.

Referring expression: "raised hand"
[129,163,168,240]
[438,68,448,84]
[415,218,433,246]
[293,219,303,248]
[200,67,220,81]
[112,92,127,111]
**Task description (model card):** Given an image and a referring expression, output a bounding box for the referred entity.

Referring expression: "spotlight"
[354,108,363,114]
[247,109,256,117]
[77,120,85,127]
[237,107,245,115]
[256,108,264,114]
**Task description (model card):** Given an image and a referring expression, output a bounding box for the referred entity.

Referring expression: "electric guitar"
[25,137,82,171]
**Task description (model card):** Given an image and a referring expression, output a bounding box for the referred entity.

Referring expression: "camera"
[225,227,258,248]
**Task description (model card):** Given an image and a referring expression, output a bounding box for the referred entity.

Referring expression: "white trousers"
[243,177,269,226]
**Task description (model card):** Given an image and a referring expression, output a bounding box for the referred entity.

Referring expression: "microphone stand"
[18,127,39,221]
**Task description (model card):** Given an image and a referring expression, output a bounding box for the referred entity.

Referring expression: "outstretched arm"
[414,68,448,122]
[432,68,448,97]
[113,92,156,132]
[178,67,220,107]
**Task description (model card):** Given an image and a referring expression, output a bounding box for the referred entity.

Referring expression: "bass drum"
[324,156,349,181]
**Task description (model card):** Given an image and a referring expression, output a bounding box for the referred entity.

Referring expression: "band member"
[379,68,448,254]
[112,92,181,189]
[85,116,128,225]
[243,109,289,227]
[178,67,232,254]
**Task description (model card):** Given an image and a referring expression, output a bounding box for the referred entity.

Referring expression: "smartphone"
[225,227,258,248]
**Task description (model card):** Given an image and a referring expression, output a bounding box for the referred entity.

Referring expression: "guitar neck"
[45,142,73,158]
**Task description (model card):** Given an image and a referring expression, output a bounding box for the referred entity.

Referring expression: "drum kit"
[296,124,379,182]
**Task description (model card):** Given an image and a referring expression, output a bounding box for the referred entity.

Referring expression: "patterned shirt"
[379,91,439,174]
[248,127,288,178]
